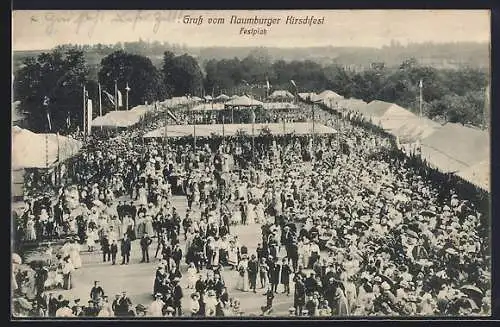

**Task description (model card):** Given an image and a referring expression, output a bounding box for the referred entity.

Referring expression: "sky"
[12,10,490,51]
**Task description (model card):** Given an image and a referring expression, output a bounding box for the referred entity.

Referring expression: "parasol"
[13,297,32,311]
[12,253,22,265]
[406,230,419,239]
[354,220,369,229]
[460,285,484,298]
[419,210,437,217]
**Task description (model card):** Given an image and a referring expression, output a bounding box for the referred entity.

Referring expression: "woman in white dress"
[138,186,148,206]
[246,203,256,225]
[232,207,241,226]
[254,201,265,224]
[25,216,37,241]
[86,228,97,252]
[227,243,238,269]
[144,215,155,236]
[236,257,249,292]
[69,240,82,269]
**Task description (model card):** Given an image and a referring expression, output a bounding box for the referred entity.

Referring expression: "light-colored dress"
[26,219,37,241]
[70,243,82,269]
[138,187,148,205]
[237,259,249,292]
[246,204,256,225]
[145,216,155,236]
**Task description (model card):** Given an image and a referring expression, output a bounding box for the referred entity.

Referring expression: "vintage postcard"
[11,10,491,318]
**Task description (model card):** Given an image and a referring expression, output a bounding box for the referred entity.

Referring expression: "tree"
[163,54,204,97]
[161,51,176,98]
[13,48,89,133]
[98,50,165,110]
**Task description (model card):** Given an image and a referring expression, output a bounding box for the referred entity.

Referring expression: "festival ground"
[48,195,295,317]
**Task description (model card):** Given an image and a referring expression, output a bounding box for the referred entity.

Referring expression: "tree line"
[13,47,488,133]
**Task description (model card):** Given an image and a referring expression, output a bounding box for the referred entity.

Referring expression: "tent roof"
[456,160,489,191]
[225,95,263,106]
[269,90,294,98]
[12,101,26,122]
[334,98,367,111]
[316,90,343,100]
[262,103,300,110]
[143,122,336,138]
[298,92,316,100]
[420,123,489,173]
[204,95,213,100]
[12,127,83,169]
[378,105,419,131]
[215,94,230,100]
[357,100,394,119]
[392,117,442,143]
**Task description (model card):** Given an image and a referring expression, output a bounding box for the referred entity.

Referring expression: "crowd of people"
[12,97,490,317]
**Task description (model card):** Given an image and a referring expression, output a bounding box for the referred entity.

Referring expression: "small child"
[186,262,197,289]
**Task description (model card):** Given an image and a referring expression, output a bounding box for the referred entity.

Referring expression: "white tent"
[12,126,83,169]
[215,94,230,101]
[456,160,489,191]
[316,90,344,101]
[269,90,294,99]
[225,96,264,107]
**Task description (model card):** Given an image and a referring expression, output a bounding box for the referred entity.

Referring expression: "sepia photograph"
[11,9,491,318]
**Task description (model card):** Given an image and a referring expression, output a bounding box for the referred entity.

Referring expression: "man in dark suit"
[128,202,137,221]
[110,239,118,265]
[248,254,259,293]
[281,258,292,295]
[101,235,111,263]
[269,258,280,293]
[116,201,124,220]
[121,234,131,265]
[115,291,132,317]
[90,280,105,302]
[172,243,183,269]
[140,233,153,263]
[288,239,299,272]
[172,278,183,316]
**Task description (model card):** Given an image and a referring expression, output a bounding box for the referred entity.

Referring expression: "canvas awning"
[269,90,294,99]
[420,123,489,174]
[224,96,263,107]
[12,126,83,169]
[143,122,336,138]
[456,160,489,191]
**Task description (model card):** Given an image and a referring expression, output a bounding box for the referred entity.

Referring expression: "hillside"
[13,41,489,78]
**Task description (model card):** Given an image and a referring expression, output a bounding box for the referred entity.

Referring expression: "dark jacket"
[140,236,152,249]
[121,238,131,254]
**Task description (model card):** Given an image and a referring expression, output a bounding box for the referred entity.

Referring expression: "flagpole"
[126,82,129,110]
[83,84,87,141]
[98,83,103,131]
[251,107,255,164]
[114,80,118,111]
[419,79,423,118]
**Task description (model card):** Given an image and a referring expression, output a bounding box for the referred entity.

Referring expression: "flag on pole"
[66,112,71,128]
[167,109,179,123]
[117,90,123,107]
[250,109,256,124]
[266,78,270,90]
[87,99,93,135]
[102,90,115,106]
[42,96,51,131]
[125,83,131,92]
[290,80,296,87]
[419,79,423,88]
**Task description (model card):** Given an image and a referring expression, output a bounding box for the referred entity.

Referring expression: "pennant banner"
[87,99,93,135]
[167,109,179,123]
[117,90,123,107]
[102,90,115,106]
